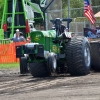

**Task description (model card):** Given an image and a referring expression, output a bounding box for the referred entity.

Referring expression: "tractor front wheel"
[20,57,28,74]
[47,53,57,73]
[29,62,51,77]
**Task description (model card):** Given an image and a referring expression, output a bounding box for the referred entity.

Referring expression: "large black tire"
[20,57,28,74]
[90,41,100,70]
[29,62,51,77]
[66,36,91,76]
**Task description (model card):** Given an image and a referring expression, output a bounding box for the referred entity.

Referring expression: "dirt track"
[0,68,100,100]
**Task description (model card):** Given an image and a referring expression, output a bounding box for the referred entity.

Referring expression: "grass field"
[0,63,19,69]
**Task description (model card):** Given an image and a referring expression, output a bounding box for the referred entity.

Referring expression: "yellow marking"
[52,45,57,52]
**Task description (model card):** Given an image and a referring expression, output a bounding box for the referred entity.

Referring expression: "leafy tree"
[91,0,100,14]
[1,0,99,25]
[62,0,100,18]
[91,0,100,6]
[62,0,83,18]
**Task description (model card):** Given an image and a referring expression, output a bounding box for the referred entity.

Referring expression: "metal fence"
[46,1,100,35]
[46,0,62,30]
[67,5,100,18]
[70,22,85,35]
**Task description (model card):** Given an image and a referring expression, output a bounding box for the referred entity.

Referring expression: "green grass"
[0,63,19,69]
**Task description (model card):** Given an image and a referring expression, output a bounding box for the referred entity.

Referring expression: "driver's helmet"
[54,18,62,29]
[55,18,62,24]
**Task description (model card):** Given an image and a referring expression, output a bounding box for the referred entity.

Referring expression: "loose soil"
[0,68,100,100]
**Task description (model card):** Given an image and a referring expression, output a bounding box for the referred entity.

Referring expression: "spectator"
[86,25,97,38]
[2,23,8,38]
[19,32,26,42]
[7,16,12,26]
[87,30,97,38]
[40,25,45,30]
[96,26,100,37]
[10,30,20,42]
[14,29,20,38]
[71,33,75,37]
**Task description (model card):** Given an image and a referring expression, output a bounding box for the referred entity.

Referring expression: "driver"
[51,18,67,35]
[51,18,73,39]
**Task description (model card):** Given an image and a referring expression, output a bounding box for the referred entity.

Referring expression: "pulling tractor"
[16,18,91,77]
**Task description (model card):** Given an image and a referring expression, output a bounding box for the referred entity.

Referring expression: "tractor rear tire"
[29,62,51,77]
[20,57,28,74]
[66,36,91,76]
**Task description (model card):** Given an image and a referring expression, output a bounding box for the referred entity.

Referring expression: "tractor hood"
[30,30,56,43]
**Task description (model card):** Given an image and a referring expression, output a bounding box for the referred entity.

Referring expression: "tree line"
[0,0,100,25]
[62,0,100,18]
[32,0,100,24]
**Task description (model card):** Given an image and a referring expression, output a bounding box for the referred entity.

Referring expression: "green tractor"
[16,18,91,77]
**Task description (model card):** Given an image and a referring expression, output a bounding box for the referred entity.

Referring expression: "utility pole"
[67,0,70,31]
[68,0,70,18]
[89,0,92,27]
[43,0,54,30]
[45,0,48,30]
[89,0,92,5]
